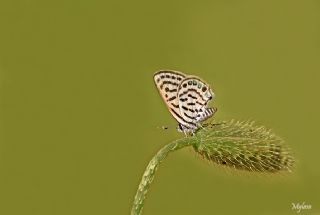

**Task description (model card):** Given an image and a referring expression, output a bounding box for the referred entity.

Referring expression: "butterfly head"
[199,85,214,101]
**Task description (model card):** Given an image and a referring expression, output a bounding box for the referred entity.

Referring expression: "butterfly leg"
[178,124,193,137]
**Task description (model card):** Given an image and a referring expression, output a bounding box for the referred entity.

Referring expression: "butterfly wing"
[197,107,217,121]
[177,77,216,130]
[153,70,188,126]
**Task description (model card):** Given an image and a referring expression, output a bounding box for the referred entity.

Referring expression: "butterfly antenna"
[156,124,176,130]
[201,124,208,130]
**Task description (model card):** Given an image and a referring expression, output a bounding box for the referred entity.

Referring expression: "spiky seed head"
[192,120,294,173]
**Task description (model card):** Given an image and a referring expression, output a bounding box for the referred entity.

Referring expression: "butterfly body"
[154,70,217,133]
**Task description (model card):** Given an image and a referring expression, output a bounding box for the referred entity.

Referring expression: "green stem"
[131,137,196,215]
[130,120,294,214]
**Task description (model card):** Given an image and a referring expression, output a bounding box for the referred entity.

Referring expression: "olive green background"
[0,0,319,214]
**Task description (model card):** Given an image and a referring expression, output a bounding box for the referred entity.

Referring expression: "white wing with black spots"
[154,70,217,133]
[177,77,216,130]
[153,70,187,127]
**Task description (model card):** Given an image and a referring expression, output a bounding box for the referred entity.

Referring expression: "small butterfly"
[153,70,217,134]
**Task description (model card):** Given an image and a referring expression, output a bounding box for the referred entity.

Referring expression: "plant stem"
[131,137,196,215]
[130,120,294,214]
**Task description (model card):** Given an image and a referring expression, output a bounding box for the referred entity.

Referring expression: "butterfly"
[153,70,217,134]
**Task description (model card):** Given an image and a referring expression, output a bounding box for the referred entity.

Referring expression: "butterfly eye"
[188,81,192,85]
[197,83,202,89]
[205,90,213,98]
[193,80,197,85]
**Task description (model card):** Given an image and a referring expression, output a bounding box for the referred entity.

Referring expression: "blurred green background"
[0,0,319,214]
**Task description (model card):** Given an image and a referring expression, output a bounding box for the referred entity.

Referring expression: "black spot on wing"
[168,88,177,93]
[182,105,195,113]
[188,94,197,100]
[179,89,205,101]
[182,106,188,111]
[196,101,205,106]
[164,87,178,93]
[160,81,179,90]
[170,108,196,126]
[183,112,196,120]
[154,71,186,82]
[202,86,207,92]
[171,103,179,108]
[167,96,177,102]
